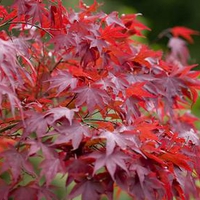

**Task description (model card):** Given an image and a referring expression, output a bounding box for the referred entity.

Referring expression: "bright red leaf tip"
[0,137,16,152]
[171,26,199,43]
[79,0,102,13]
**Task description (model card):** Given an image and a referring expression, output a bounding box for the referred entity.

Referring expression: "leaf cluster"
[0,1,200,199]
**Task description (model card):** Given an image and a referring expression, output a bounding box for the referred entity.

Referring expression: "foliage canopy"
[0,1,200,199]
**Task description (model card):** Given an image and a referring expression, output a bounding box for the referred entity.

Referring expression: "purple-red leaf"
[0,148,35,182]
[91,149,129,180]
[53,121,91,150]
[167,37,189,65]
[69,177,104,200]
[40,158,65,186]
[104,11,125,28]
[23,111,49,138]
[99,129,127,155]
[74,85,110,113]
[0,179,10,200]
[11,185,37,200]
[48,70,78,95]
[45,107,78,125]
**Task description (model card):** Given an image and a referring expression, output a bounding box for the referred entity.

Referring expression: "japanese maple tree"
[0,0,200,199]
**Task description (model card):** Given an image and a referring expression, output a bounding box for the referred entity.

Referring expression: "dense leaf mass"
[0,0,200,199]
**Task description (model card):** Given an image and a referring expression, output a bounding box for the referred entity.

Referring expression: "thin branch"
[50,58,63,73]
[83,118,118,125]
[66,94,77,107]
[83,122,98,130]
[7,21,54,37]
[0,16,17,28]
[150,28,172,44]
[0,123,18,135]
[83,109,103,119]
[157,28,171,39]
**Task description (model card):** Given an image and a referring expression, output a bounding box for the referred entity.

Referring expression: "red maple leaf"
[171,26,199,43]
[25,1,48,25]
[100,25,127,43]
[130,45,162,68]
[126,82,155,99]
[0,84,22,116]
[36,184,58,200]
[26,140,57,159]
[79,0,101,13]
[0,137,16,152]
[129,162,150,190]
[121,13,151,36]
[0,5,8,18]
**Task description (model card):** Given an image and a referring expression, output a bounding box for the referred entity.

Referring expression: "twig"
[150,28,172,44]
[50,58,63,73]
[83,109,103,119]
[0,16,17,28]
[7,21,54,37]
[66,94,77,107]
[0,123,18,135]
[83,118,118,125]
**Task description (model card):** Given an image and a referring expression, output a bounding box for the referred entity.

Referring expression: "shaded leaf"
[91,149,129,180]
[53,121,91,150]
[0,148,35,182]
[167,37,189,65]
[11,185,37,200]
[69,177,104,200]
[40,158,65,186]
[74,85,110,113]
[48,70,78,95]
[0,179,10,200]
[99,129,127,155]
[45,107,78,125]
